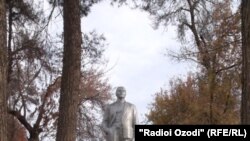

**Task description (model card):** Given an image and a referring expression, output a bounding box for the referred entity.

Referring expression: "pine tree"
[56,0,82,140]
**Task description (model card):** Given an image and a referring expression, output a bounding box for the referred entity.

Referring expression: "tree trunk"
[0,0,8,140]
[241,0,250,124]
[28,133,39,141]
[208,68,216,124]
[56,0,82,140]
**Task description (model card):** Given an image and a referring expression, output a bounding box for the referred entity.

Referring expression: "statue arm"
[133,105,138,126]
[131,105,138,140]
[101,105,110,134]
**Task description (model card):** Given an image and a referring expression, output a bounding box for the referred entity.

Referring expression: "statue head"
[116,86,126,99]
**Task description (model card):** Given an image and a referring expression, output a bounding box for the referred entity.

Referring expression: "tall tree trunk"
[28,133,39,141]
[208,68,216,124]
[241,0,250,124]
[0,0,8,140]
[56,0,82,140]
[7,0,13,83]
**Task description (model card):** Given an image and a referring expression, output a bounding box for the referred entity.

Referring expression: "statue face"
[116,87,126,99]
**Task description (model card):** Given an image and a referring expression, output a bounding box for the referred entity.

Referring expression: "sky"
[83,1,197,123]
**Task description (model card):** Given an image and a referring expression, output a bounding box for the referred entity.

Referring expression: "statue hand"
[104,127,112,135]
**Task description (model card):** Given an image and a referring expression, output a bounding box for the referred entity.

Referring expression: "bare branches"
[8,110,33,133]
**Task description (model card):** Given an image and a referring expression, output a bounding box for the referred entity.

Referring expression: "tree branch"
[8,110,33,133]
[216,62,241,74]
[34,76,61,129]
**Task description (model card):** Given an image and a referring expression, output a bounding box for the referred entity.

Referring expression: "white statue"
[101,86,138,141]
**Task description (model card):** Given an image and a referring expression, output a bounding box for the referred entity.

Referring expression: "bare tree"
[140,0,241,124]
[5,2,111,140]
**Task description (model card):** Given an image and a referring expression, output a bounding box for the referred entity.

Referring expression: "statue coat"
[101,101,138,141]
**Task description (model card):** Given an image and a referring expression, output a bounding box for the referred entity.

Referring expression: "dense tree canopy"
[147,73,239,124]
